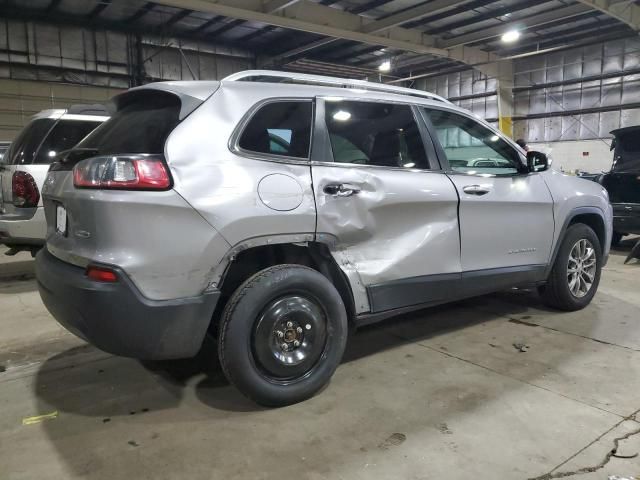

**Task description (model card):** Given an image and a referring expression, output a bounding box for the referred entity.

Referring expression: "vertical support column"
[497,60,514,138]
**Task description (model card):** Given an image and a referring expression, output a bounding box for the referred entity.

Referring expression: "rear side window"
[33,120,102,164]
[324,101,430,169]
[238,101,313,159]
[77,92,181,155]
[6,118,56,165]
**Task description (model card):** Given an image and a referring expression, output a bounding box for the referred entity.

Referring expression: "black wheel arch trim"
[545,206,608,277]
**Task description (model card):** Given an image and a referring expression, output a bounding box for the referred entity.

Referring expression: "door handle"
[462,185,491,196]
[323,183,361,197]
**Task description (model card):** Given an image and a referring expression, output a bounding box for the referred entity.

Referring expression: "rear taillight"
[86,266,118,283]
[12,171,40,208]
[73,155,171,190]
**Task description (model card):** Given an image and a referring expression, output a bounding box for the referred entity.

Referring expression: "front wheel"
[539,223,602,311]
[218,265,348,407]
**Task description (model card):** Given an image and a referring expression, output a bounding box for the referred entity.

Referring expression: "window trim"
[311,96,442,173]
[229,97,315,165]
[418,105,529,178]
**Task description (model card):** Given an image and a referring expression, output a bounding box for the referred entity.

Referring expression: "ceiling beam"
[45,0,63,14]
[152,0,448,57]
[126,2,156,24]
[576,0,640,30]
[163,9,193,28]
[437,3,593,49]
[405,0,496,29]
[262,0,303,13]
[87,0,112,19]
[361,0,475,34]
[150,0,504,78]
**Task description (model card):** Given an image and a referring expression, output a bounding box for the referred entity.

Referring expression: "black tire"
[218,264,348,407]
[539,223,602,311]
[611,231,624,247]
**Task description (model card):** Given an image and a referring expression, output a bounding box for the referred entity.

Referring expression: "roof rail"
[223,70,451,104]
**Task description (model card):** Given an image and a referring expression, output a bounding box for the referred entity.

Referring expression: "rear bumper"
[0,207,46,246]
[36,248,220,360]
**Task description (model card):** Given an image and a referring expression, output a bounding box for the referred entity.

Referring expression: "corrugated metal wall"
[0,79,121,140]
[414,70,499,128]
[513,37,640,142]
[414,37,640,143]
[0,18,255,140]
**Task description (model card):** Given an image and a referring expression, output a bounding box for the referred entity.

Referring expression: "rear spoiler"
[111,81,221,120]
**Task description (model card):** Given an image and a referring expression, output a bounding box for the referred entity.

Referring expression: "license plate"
[56,205,67,235]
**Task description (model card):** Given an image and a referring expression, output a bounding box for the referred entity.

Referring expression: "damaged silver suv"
[36,71,612,406]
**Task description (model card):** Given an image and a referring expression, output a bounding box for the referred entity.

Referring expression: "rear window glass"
[33,120,102,164]
[77,92,181,155]
[238,101,313,159]
[5,118,56,165]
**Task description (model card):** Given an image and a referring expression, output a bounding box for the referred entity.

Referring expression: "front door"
[311,98,461,314]
[421,107,554,275]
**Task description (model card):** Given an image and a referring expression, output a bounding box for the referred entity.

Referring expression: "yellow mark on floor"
[22,411,58,425]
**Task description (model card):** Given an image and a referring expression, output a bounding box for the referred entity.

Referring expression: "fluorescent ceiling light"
[333,110,352,122]
[378,60,391,72]
[501,29,521,43]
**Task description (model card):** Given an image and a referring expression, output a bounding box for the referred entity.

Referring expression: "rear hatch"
[0,116,58,216]
[43,88,199,265]
[0,112,106,219]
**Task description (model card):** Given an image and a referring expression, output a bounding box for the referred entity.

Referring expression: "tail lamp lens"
[12,171,40,208]
[73,156,171,190]
[86,266,118,283]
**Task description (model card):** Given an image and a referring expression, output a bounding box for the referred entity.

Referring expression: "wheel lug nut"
[296,327,303,334]
[286,321,293,328]
[305,324,311,331]
[275,330,284,339]
[293,340,300,347]
[281,343,289,351]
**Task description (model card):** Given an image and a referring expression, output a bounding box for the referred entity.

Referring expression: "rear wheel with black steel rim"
[539,223,602,311]
[218,264,348,407]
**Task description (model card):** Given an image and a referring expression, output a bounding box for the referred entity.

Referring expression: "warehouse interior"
[1,0,640,479]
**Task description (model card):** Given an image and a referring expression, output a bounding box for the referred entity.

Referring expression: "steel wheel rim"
[252,295,328,382]
[567,238,597,298]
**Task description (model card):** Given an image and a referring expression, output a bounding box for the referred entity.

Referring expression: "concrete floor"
[1,242,639,480]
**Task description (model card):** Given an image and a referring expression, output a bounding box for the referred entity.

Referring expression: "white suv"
[0,105,108,255]
[36,71,612,406]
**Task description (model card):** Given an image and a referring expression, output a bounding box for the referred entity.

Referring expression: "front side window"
[324,101,430,169]
[239,101,313,159]
[422,108,522,175]
[34,119,103,164]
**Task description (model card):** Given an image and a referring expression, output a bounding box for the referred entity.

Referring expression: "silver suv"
[36,71,612,406]
[0,106,108,254]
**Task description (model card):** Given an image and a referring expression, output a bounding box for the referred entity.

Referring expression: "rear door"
[311,98,461,313]
[421,107,554,277]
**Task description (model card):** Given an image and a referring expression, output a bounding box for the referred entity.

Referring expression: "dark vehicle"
[598,126,640,245]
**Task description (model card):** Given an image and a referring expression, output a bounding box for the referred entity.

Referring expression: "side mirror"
[527,151,550,172]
